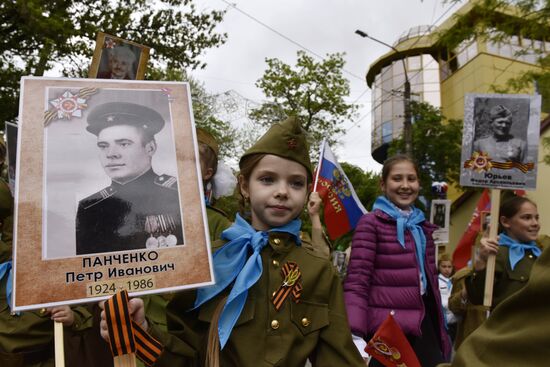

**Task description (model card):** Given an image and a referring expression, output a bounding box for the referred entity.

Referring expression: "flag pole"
[483,188,501,312]
[313,139,326,192]
[54,321,65,367]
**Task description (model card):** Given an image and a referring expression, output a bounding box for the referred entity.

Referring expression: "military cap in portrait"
[86,102,165,136]
[489,104,512,119]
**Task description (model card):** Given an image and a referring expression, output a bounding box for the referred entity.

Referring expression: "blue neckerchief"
[498,232,541,270]
[194,214,302,349]
[0,260,15,312]
[373,196,427,290]
[439,274,452,292]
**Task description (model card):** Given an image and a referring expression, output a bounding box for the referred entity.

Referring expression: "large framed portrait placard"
[13,77,214,311]
[460,93,541,190]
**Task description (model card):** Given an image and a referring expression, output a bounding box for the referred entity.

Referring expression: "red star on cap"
[287,138,298,149]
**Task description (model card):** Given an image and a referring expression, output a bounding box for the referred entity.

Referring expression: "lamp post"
[355,29,412,157]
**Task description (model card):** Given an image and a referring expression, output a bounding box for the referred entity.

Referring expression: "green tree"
[389,101,463,201]
[441,0,550,162]
[250,51,358,155]
[339,162,380,211]
[0,0,226,126]
[147,67,239,160]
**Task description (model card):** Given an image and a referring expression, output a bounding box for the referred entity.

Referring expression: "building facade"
[367,1,546,162]
[365,0,549,252]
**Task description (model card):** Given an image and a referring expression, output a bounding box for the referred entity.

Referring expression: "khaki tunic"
[447,267,487,350]
[206,206,232,242]
[466,245,538,309]
[438,244,550,366]
[472,136,526,162]
[150,232,364,367]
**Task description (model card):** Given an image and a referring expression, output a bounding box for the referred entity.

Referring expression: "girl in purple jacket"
[343,155,451,366]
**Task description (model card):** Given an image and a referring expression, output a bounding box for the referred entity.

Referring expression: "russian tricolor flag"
[314,141,367,240]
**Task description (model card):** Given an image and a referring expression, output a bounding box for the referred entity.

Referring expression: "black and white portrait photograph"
[43,87,184,258]
[430,199,450,244]
[14,78,214,310]
[460,93,541,190]
[89,32,150,80]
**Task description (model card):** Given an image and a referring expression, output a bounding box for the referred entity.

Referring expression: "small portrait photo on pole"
[430,199,450,244]
[460,93,541,190]
[89,32,150,80]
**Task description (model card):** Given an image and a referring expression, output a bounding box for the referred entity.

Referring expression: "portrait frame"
[5,121,18,195]
[13,77,214,311]
[89,32,150,80]
[460,93,541,190]
[430,199,450,244]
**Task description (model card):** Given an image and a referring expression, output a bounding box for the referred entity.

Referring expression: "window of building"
[382,121,393,144]
[455,38,478,68]
[485,32,545,65]
[407,55,422,71]
[393,60,405,77]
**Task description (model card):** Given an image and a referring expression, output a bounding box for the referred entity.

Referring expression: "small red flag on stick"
[365,311,420,367]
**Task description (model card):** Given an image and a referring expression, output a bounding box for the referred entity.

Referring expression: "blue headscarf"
[194,214,302,349]
[373,195,427,290]
[498,232,541,270]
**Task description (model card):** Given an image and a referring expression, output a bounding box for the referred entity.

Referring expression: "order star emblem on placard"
[49,91,87,120]
[464,151,493,172]
[44,88,98,126]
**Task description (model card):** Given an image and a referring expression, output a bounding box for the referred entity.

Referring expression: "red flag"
[452,189,490,270]
[365,312,420,367]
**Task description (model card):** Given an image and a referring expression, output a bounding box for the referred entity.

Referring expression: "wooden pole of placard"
[483,189,501,310]
[54,321,65,366]
[114,354,137,367]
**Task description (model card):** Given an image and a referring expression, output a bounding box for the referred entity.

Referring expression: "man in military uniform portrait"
[472,104,526,163]
[75,102,184,255]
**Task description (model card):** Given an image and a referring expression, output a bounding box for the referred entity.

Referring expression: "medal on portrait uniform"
[145,215,160,248]
[145,213,179,248]
[146,236,159,249]
[166,234,177,247]
[157,235,167,247]
[165,215,178,246]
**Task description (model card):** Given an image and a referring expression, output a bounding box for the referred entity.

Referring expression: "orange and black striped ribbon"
[464,156,535,174]
[491,161,535,173]
[105,290,163,366]
[132,320,163,366]
[272,262,302,311]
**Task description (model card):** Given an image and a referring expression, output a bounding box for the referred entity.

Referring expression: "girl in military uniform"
[101,117,364,367]
[466,196,542,309]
